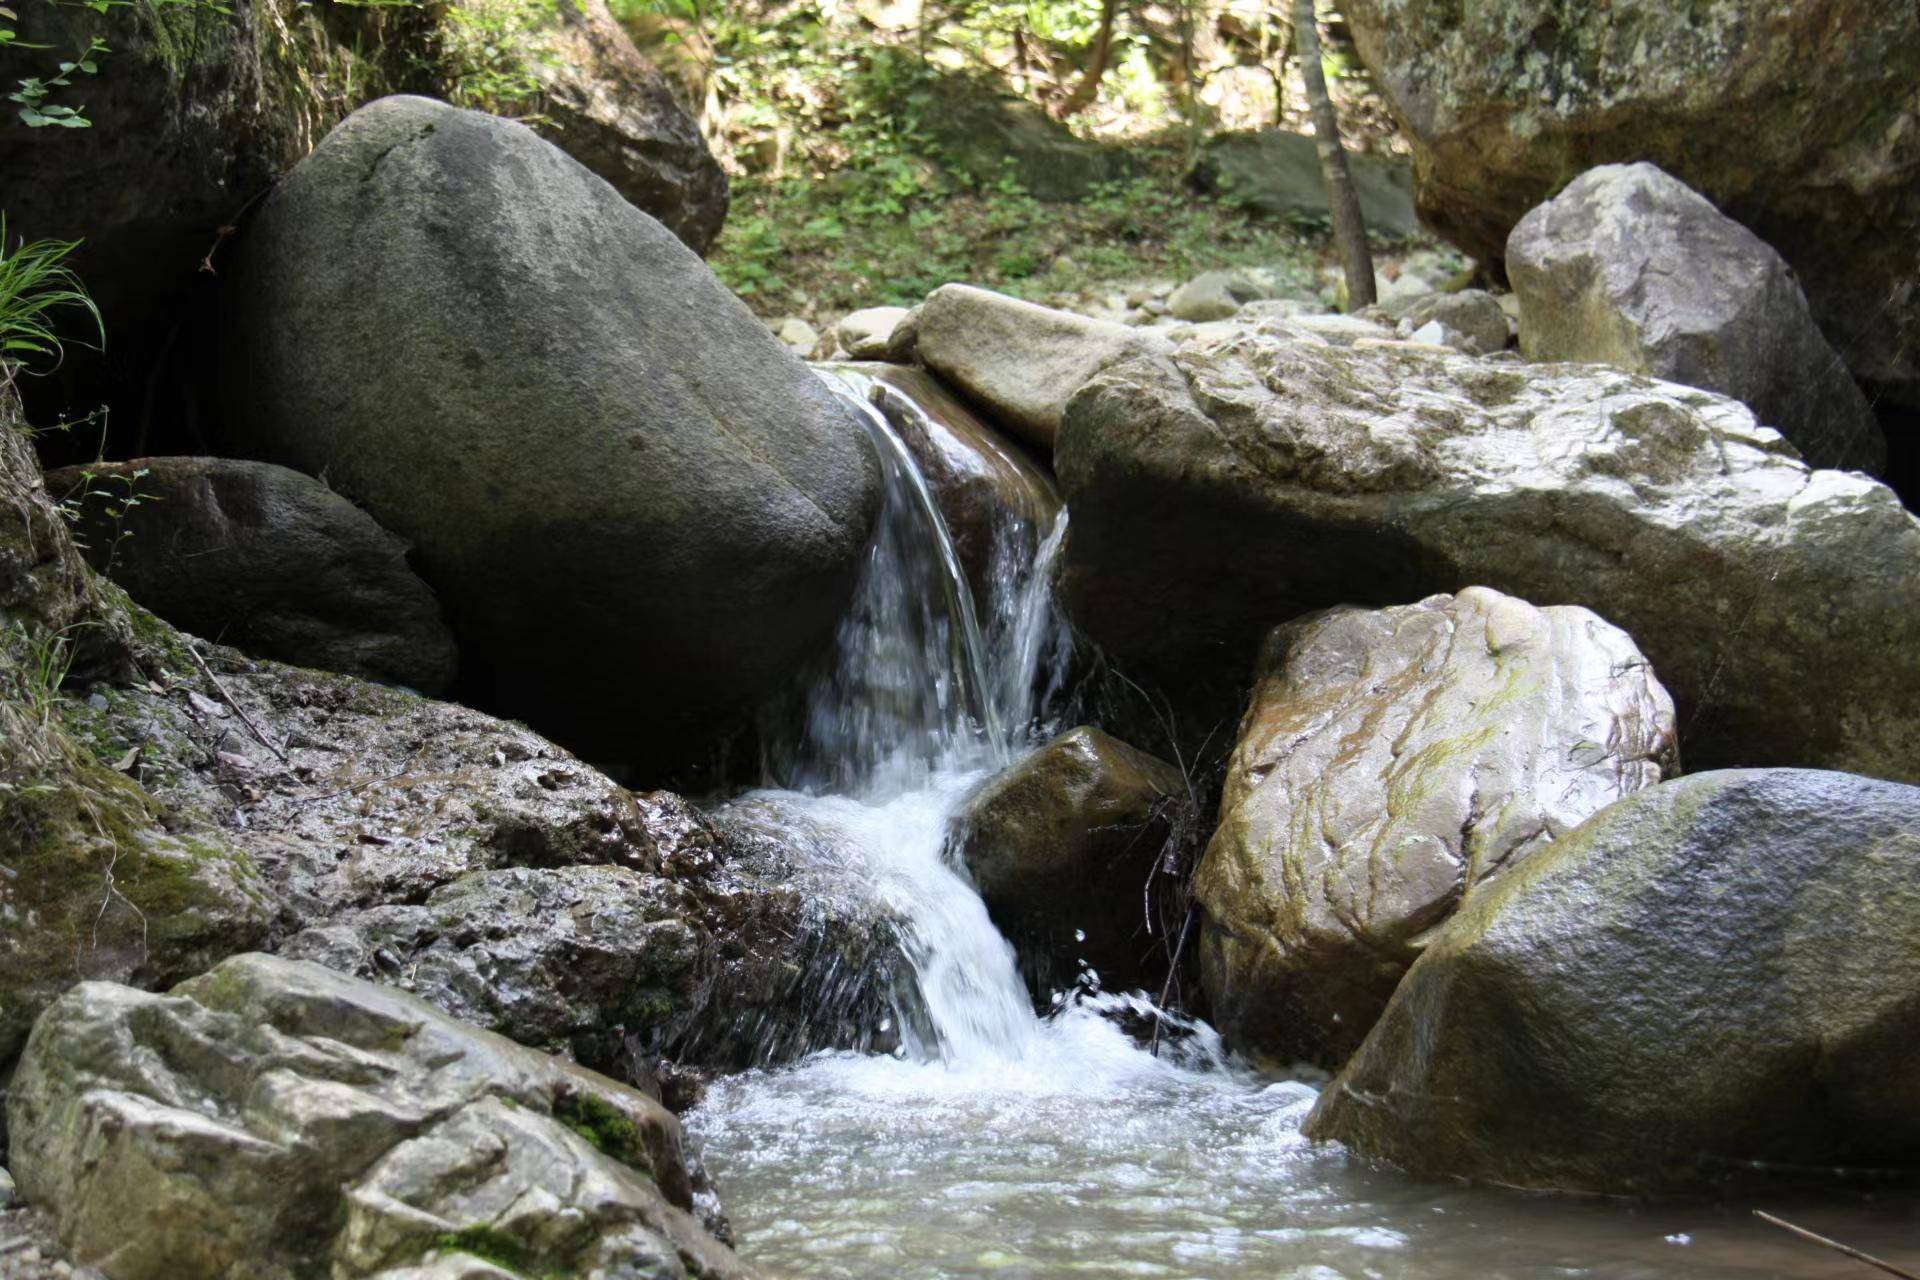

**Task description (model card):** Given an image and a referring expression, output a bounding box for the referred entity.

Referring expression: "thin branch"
[186,644,289,765]
[1754,1211,1920,1279]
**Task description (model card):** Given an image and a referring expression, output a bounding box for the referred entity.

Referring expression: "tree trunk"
[1057,0,1121,118]
[1290,0,1375,309]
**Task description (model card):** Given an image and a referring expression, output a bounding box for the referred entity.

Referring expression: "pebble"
[0,1205,102,1280]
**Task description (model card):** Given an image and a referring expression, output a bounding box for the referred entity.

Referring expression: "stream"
[684,372,1920,1280]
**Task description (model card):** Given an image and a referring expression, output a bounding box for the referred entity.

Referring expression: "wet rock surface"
[6,954,752,1279]
[223,95,878,771]
[1341,0,1920,406]
[3,412,907,1105]
[959,727,1187,999]
[43,457,457,694]
[1057,324,1920,782]
[1305,768,1920,1194]
[1196,588,1677,1068]
[1508,163,1885,473]
[836,364,1061,607]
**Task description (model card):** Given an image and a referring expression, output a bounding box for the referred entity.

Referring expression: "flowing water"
[687,373,1920,1280]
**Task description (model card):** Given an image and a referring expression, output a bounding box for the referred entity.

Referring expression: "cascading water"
[689,372,1914,1280]
[730,366,1074,1063]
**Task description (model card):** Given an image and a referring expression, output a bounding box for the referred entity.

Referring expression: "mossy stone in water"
[1305,768,1920,1194]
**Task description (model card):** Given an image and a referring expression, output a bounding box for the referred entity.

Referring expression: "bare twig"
[1149,903,1198,1057]
[186,644,289,765]
[1755,1211,1920,1279]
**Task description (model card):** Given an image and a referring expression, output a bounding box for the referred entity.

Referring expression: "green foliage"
[438,0,557,114]
[0,217,102,378]
[56,464,156,576]
[434,1225,558,1278]
[712,159,1324,320]
[3,0,233,129]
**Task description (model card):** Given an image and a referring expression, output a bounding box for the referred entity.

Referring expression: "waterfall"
[727,366,1074,1063]
[688,373,1918,1280]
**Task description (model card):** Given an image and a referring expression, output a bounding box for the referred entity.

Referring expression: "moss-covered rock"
[6,954,752,1279]
[1305,769,1920,1194]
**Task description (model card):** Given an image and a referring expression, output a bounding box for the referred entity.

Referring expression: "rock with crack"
[1056,325,1920,782]
[223,94,877,772]
[44,457,458,694]
[1507,163,1884,474]
[5,953,753,1279]
[1304,769,1920,1194]
[1195,588,1677,1068]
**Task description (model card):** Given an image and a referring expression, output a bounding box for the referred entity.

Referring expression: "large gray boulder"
[223,96,877,768]
[1196,588,1677,1068]
[1194,129,1420,240]
[958,727,1186,997]
[5,954,751,1279]
[1305,769,1920,1194]
[1340,0,1920,406]
[914,285,1167,452]
[1508,163,1884,474]
[44,458,458,693]
[1057,325,1920,782]
[1,0,725,446]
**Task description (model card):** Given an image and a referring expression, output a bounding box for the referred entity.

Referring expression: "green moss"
[435,1226,561,1278]
[629,987,675,1025]
[554,1089,653,1176]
